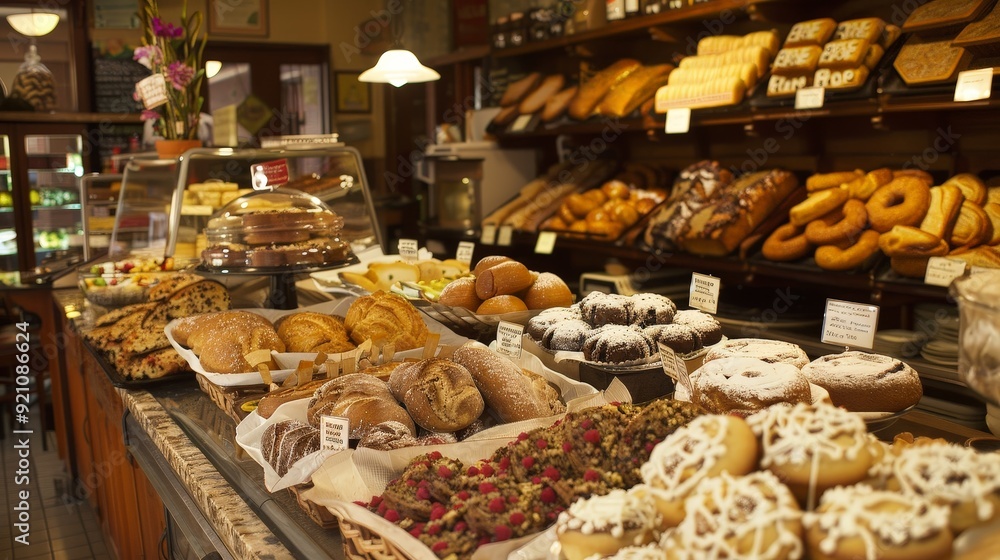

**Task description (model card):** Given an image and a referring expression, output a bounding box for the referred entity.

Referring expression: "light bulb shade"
[358,49,440,87]
[7,12,60,37]
[206,60,223,79]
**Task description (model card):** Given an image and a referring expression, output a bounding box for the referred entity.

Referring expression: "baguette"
[598,64,674,118]
[499,72,542,107]
[654,77,746,111]
[541,85,578,122]
[667,63,757,90]
[518,74,565,115]
[568,59,641,120]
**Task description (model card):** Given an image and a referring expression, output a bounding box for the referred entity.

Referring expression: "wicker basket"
[337,516,414,560]
[288,483,339,529]
[195,373,267,424]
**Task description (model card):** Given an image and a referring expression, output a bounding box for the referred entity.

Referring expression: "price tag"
[320,415,350,451]
[136,74,168,109]
[534,231,557,254]
[821,299,879,350]
[251,159,290,189]
[924,257,967,287]
[481,224,497,245]
[657,342,690,391]
[510,114,533,132]
[497,225,514,246]
[795,86,825,110]
[397,238,419,261]
[954,68,993,102]
[495,320,524,359]
[689,273,720,314]
[456,241,475,264]
[665,108,692,134]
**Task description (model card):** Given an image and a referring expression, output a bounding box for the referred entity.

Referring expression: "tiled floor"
[0,421,111,560]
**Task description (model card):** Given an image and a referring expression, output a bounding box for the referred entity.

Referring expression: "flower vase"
[155,139,202,160]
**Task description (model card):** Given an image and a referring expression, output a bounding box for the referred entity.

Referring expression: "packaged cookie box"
[235,341,602,493]
[165,298,469,387]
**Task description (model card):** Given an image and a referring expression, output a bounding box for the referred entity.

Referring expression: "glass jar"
[952,270,1000,406]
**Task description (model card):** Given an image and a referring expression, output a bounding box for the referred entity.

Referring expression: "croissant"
[276,311,355,353]
[343,291,429,351]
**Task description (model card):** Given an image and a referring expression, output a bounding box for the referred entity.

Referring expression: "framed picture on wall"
[208,0,269,37]
[335,72,371,114]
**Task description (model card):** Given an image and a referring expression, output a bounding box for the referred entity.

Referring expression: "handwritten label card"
[456,241,475,265]
[665,108,692,134]
[657,342,689,385]
[954,68,993,103]
[689,273,720,314]
[398,239,419,261]
[924,257,967,287]
[320,416,349,451]
[497,225,514,246]
[821,299,879,349]
[795,87,825,110]
[481,224,497,245]
[495,321,524,359]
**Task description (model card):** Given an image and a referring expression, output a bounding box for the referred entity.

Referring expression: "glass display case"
[25,134,85,268]
[80,172,120,260]
[0,134,14,273]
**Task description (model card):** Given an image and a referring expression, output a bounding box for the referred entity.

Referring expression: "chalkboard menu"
[92,41,150,114]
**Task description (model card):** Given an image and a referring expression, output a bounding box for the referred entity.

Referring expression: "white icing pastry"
[747,402,868,469]
[891,442,1000,524]
[640,415,732,501]
[556,488,658,540]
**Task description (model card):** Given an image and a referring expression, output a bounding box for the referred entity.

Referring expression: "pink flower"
[141,109,161,121]
[166,62,195,90]
[133,45,162,69]
[152,17,183,38]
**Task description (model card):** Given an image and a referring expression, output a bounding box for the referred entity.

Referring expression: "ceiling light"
[7,12,60,37]
[359,49,440,88]
[206,60,223,79]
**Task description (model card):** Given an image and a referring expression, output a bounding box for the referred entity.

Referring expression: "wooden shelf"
[0,112,143,124]
[424,44,491,68]
[492,0,786,58]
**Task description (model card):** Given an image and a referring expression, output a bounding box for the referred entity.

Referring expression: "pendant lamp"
[359,49,440,87]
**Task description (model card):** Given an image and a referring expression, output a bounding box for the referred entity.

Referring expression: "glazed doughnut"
[789,187,849,226]
[864,177,931,233]
[747,402,874,506]
[762,222,813,262]
[658,471,804,560]
[804,484,953,560]
[814,229,880,271]
[637,414,758,529]
[683,357,812,414]
[555,488,658,560]
[888,442,1000,533]
[805,199,868,245]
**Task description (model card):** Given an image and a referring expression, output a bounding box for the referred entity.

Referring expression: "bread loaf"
[475,260,534,299]
[541,85,578,122]
[148,273,204,301]
[276,311,355,353]
[388,359,484,432]
[679,46,770,78]
[451,345,564,423]
[568,59,641,120]
[123,348,189,380]
[307,373,415,438]
[519,74,566,115]
[476,295,528,315]
[784,18,837,47]
[343,291,429,351]
[698,31,779,56]
[143,279,231,327]
[523,272,573,309]
[597,64,674,118]
[683,169,799,256]
[500,73,542,107]
[473,255,514,276]
[261,420,320,477]
[179,311,285,374]
[667,64,758,90]
[894,36,971,85]
[437,277,482,311]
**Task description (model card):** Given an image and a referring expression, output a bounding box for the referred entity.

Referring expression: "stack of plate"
[914,303,960,366]
[873,329,923,358]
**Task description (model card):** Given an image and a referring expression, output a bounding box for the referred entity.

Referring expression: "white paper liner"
[235,341,611,492]
[165,297,468,386]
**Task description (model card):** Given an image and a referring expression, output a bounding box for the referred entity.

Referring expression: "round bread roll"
[472,255,513,277]
[181,310,285,374]
[801,351,922,412]
[451,345,564,422]
[388,358,484,432]
[437,276,481,311]
[685,357,812,414]
[476,295,528,315]
[306,373,415,439]
[475,260,534,299]
[522,272,573,309]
